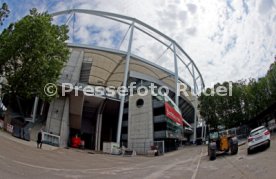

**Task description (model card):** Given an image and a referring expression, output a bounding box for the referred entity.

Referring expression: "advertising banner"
[165,102,183,126]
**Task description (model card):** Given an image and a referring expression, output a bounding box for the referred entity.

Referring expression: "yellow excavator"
[208,130,238,160]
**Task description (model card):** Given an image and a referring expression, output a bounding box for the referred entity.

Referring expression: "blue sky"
[1,0,276,87]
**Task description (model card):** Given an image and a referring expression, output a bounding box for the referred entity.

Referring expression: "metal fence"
[222,125,250,141]
[235,126,251,140]
[123,140,165,155]
[220,122,276,143]
[42,132,60,147]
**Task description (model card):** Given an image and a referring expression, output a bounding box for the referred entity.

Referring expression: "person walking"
[37,130,43,149]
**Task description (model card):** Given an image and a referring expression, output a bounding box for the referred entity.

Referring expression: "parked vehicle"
[208,130,238,160]
[247,126,270,154]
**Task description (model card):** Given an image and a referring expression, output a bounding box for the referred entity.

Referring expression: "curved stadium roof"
[51,9,205,95]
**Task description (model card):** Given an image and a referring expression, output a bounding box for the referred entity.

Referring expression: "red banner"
[165,102,183,126]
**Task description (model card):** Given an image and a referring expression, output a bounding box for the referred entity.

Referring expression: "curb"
[238,141,246,147]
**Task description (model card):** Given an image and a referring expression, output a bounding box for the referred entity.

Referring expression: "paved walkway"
[1,130,276,178]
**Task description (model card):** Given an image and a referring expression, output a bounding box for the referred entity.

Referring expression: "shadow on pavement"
[248,145,270,155]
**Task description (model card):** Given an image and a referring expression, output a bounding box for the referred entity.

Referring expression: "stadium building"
[2,9,205,154]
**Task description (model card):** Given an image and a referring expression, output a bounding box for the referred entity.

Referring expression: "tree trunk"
[4,105,12,131]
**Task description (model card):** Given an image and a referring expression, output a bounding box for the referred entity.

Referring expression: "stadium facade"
[3,9,205,154]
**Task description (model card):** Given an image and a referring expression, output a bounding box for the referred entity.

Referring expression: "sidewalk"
[0,129,58,151]
[238,139,247,146]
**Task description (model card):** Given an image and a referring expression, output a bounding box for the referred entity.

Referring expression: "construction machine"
[208,130,238,160]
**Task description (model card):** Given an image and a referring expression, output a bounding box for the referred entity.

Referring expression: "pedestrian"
[37,130,43,149]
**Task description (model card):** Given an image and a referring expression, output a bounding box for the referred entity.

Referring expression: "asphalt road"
[0,132,275,179]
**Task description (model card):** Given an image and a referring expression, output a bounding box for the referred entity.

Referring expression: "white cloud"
[186,3,197,14]
[4,0,276,89]
[258,0,275,14]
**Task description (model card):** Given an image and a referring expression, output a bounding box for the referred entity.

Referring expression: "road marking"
[191,148,203,179]
[12,159,124,172]
[144,158,194,179]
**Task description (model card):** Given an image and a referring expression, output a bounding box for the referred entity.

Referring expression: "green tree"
[0,2,9,25]
[198,88,220,129]
[0,8,69,101]
[199,57,276,129]
[265,59,276,102]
